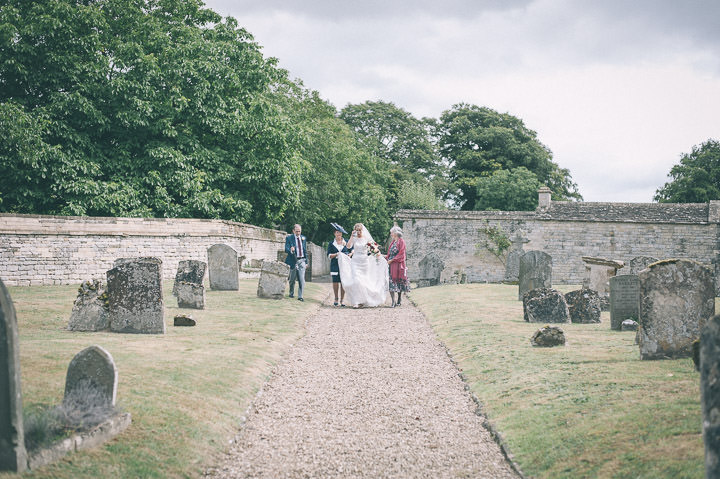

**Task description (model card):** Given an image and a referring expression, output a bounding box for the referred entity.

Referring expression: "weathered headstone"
[0,279,27,472]
[257,261,291,299]
[172,260,206,309]
[173,314,196,326]
[417,253,444,288]
[565,288,601,324]
[207,244,239,291]
[107,258,165,334]
[629,256,658,275]
[582,256,624,298]
[68,279,110,331]
[531,326,566,347]
[609,274,640,331]
[713,254,720,296]
[518,251,552,300]
[523,288,570,323]
[64,345,118,408]
[638,259,715,360]
[504,232,530,282]
[700,315,720,478]
[305,249,313,283]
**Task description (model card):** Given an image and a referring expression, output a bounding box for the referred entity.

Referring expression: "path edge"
[409,297,530,479]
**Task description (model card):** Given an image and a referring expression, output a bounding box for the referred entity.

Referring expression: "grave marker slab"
[208,244,239,291]
[417,253,444,288]
[565,289,601,324]
[523,288,570,323]
[609,274,640,331]
[504,232,529,282]
[518,251,552,300]
[68,279,109,331]
[582,256,624,298]
[107,258,165,334]
[0,279,27,472]
[700,315,720,478]
[64,345,118,408]
[638,259,715,360]
[257,261,291,299]
[173,260,206,309]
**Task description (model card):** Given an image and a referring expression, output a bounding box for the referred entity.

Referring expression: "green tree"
[474,167,541,211]
[339,101,446,213]
[397,179,446,210]
[437,103,581,209]
[654,139,720,203]
[0,0,303,226]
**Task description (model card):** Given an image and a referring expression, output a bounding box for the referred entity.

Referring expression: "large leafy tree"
[0,0,303,226]
[654,139,720,203]
[474,167,541,211]
[339,101,446,213]
[437,103,581,210]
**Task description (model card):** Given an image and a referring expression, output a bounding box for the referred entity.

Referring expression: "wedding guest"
[386,225,410,307]
[284,224,307,301]
[327,222,350,306]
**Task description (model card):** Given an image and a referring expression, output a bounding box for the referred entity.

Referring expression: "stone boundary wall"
[395,200,720,286]
[0,214,330,286]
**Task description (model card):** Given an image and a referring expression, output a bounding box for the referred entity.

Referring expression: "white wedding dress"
[337,228,389,307]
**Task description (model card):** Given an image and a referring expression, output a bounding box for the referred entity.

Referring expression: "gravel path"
[205,292,520,479]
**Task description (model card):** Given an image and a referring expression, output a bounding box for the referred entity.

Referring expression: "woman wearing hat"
[386,225,410,307]
[327,223,350,306]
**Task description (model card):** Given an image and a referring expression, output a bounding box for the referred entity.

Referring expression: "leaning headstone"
[531,326,566,347]
[518,251,552,300]
[257,261,291,299]
[523,288,570,323]
[621,319,639,332]
[609,274,640,331]
[172,260,206,309]
[700,315,720,478]
[638,259,715,360]
[417,253,444,288]
[68,279,110,331]
[64,345,118,408]
[0,279,27,472]
[629,256,658,275]
[582,256,624,302]
[207,244,239,291]
[107,258,165,334]
[504,232,529,282]
[565,289,601,324]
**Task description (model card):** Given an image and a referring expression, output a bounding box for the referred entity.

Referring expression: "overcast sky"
[203,0,719,202]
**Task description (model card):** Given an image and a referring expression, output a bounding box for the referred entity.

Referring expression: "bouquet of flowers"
[366,241,382,258]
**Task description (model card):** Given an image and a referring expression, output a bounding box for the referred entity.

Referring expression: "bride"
[337,223,389,307]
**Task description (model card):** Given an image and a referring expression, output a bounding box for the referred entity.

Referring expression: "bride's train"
[337,249,389,307]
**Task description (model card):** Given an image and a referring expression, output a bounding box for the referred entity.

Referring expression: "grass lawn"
[412,283,713,479]
[2,279,327,479]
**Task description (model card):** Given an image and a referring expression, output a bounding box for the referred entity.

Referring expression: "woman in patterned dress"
[386,226,410,307]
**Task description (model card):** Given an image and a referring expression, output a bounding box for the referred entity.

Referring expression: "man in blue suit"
[285,223,308,301]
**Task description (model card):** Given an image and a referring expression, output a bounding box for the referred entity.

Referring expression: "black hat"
[330,222,348,234]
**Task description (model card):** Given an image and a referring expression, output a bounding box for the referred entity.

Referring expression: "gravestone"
[173,314,196,326]
[713,254,720,296]
[257,261,291,299]
[504,232,529,282]
[518,251,552,300]
[629,256,658,275]
[531,326,566,347]
[700,315,720,478]
[305,249,313,283]
[68,279,109,331]
[523,288,570,323]
[417,253,444,288]
[64,345,118,408]
[609,274,640,331]
[565,289,601,324]
[172,260,206,309]
[107,258,165,334]
[638,259,715,360]
[0,279,27,472]
[582,256,624,298]
[207,244,239,291]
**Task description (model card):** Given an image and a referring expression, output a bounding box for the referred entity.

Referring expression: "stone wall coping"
[581,256,625,268]
[0,213,287,242]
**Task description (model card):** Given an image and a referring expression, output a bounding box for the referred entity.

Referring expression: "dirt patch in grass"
[1,280,327,478]
[412,283,709,479]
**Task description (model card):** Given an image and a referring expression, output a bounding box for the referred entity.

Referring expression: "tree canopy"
[654,139,720,203]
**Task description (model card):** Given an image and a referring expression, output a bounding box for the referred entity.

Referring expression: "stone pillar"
[0,279,27,472]
[537,186,552,209]
[700,315,720,478]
